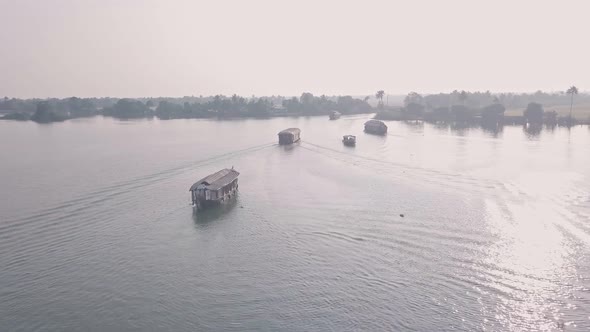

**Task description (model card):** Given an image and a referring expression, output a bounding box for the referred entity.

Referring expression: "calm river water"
[1,116,589,331]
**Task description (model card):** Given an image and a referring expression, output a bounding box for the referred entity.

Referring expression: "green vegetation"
[103,99,152,119]
[375,89,589,126]
[1,96,105,122]
[1,89,588,125]
[458,90,468,105]
[282,94,371,116]
[523,102,544,124]
[0,94,372,122]
[375,90,385,109]
[566,86,578,126]
[1,112,30,121]
[481,103,506,123]
[30,102,67,123]
[152,93,372,120]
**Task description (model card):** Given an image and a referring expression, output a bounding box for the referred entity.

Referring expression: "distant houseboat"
[329,111,341,120]
[278,128,301,145]
[364,120,388,135]
[189,168,239,211]
[342,135,356,146]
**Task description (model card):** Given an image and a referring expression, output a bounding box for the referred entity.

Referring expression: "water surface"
[1,116,589,331]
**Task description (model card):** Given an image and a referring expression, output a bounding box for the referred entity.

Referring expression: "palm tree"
[566,85,578,126]
[376,90,385,108]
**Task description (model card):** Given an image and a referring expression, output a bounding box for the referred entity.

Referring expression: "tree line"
[412,89,587,110]
[0,93,372,122]
[374,87,586,126]
[1,89,586,125]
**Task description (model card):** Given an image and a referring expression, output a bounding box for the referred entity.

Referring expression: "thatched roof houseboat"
[189,168,239,210]
[278,128,301,145]
[364,120,388,135]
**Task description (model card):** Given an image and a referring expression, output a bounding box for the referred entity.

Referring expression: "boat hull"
[194,187,238,211]
[364,128,387,135]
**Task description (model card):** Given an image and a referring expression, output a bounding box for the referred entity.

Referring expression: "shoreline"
[1,113,588,129]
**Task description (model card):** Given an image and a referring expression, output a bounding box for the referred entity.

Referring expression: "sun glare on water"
[483,171,588,330]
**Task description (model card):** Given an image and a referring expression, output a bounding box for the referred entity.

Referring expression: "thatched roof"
[365,120,387,128]
[278,128,301,135]
[189,168,239,191]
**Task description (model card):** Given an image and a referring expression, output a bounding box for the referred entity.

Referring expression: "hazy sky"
[1,0,588,98]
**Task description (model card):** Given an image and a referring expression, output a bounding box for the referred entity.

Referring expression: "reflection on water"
[449,121,472,136]
[402,120,424,131]
[423,119,589,141]
[0,117,588,331]
[192,196,239,226]
[481,122,504,138]
[523,123,543,139]
[278,141,300,153]
[484,170,589,330]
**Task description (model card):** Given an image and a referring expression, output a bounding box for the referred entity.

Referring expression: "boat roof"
[343,135,356,138]
[278,128,301,135]
[365,119,387,126]
[189,168,239,191]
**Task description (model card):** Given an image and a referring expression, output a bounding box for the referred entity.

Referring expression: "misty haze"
[1,1,590,331]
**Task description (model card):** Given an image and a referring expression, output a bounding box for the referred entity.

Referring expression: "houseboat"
[329,111,341,120]
[189,168,239,211]
[364,120,388,135]
[342,135,356,146]
[278,128,301,145]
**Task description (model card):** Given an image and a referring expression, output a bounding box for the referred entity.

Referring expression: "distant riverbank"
[0,94,372,123]
[374,103,590,126]
[2,91,590,125]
